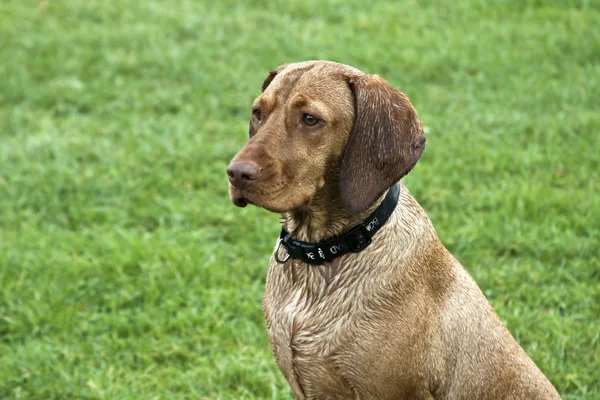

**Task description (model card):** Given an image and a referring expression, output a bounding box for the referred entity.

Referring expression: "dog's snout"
[227,160,262,188]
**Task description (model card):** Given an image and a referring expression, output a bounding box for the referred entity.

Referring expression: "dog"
[227,61,560,399]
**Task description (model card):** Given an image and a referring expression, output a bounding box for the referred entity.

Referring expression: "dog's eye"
[302,113,319,126]
[252,109,262,123]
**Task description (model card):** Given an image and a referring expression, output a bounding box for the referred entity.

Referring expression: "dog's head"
[227,61,425,214]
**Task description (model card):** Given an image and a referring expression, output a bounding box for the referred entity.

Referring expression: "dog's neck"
[281,187,387,243]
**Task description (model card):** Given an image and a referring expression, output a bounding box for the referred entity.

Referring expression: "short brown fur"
[227,61,560,399]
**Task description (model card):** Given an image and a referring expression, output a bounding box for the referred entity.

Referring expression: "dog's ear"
[261,64,288,92]
[262,71,278,92]
[251,65,288,137]
[340,74,426,214]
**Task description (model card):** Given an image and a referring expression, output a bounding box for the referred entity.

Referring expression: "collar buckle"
[345,224,371,252]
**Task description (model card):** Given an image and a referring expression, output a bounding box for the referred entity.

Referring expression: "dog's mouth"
[230,188,250,208]
[230,186,263,209]
[232,194,250,208]
[230,186,293,213]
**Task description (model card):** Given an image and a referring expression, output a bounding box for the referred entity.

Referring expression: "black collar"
[274,184,400,265]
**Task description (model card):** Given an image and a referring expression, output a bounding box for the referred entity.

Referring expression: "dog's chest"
[263,260,363,398]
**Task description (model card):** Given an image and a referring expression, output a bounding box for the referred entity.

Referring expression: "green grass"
[1,0,599,398]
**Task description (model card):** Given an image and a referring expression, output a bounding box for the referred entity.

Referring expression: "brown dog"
[227,61,560,399]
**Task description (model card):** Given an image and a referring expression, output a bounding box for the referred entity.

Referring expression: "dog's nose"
[227,160,261,189]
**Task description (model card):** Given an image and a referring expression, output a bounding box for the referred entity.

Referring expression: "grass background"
[1,0,599,398]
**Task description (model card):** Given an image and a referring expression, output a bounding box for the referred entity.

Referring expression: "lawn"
[0,0,599,399]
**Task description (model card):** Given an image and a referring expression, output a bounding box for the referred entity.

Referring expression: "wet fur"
[228,61,560,399]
